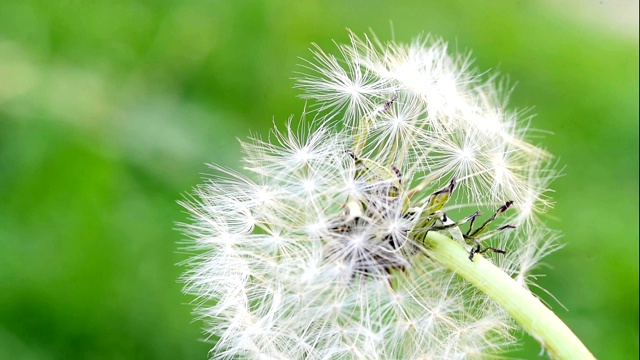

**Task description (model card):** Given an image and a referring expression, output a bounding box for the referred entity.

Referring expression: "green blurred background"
[0,1,637,359]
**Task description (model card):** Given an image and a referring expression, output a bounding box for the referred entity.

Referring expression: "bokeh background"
[0,0,637,359]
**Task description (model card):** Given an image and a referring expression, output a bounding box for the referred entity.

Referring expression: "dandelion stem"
[423,231,596,360]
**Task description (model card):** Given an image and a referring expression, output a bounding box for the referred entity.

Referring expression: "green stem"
[424,231,596,360]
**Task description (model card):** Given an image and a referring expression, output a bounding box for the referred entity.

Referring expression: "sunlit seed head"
[180,30,557,359]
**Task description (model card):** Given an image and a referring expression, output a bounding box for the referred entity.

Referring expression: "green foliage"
[0,1,637,359]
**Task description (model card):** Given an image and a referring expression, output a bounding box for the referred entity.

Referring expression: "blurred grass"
[0,1,637,359]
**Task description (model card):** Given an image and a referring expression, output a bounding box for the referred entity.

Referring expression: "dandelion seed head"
[180,31,557,359]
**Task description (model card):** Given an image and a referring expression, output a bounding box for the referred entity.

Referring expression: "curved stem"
[423,231,596,360]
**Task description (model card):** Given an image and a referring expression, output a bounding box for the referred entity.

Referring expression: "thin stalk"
[423,231,595,360]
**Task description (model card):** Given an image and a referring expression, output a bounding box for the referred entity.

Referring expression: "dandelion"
[180,32,594,359]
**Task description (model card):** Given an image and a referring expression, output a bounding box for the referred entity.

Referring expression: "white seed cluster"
[180,32,559,359]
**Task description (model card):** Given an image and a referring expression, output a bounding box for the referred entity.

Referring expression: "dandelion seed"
[180,31,559,359]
